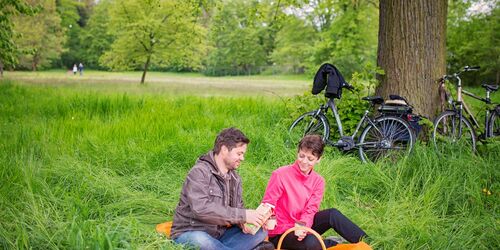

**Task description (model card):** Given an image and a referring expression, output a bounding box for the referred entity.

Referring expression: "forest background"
[2,0,498,85]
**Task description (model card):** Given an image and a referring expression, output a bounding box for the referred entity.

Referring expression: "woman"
[262,135,367,249]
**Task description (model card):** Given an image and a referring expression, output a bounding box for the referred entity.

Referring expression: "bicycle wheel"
[358,116,415,163]
[432,111,476,155]
[287,111,330,147]
[487,109,499,137]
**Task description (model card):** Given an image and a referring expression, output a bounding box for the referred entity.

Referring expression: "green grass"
[0,77,498,249]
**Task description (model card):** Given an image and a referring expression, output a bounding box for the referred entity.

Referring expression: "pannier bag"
[312,63,348,99]
[378,94,422,137]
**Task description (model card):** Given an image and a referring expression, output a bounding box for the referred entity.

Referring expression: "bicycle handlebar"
[464,65,480,72]
[439,65,481,82]
[343,82,355,91]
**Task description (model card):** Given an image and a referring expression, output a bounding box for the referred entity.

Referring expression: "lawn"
[0,73,498,249]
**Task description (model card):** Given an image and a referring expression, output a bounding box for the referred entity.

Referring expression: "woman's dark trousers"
[268,208,367,250]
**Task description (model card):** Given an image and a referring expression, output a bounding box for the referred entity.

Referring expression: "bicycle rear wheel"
[287,111,330,147]
[358,116,415,163]
[432,111,476,155]
[487,109,499,137]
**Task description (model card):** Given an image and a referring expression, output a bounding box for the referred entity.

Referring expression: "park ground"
[0,71,498,249]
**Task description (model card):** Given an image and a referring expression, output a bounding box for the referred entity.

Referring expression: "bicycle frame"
[450,74,494,135]
[325,98,377,146]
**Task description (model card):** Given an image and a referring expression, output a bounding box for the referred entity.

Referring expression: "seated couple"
[170,128,367,250]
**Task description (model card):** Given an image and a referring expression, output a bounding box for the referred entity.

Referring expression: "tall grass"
[0,81,498,249]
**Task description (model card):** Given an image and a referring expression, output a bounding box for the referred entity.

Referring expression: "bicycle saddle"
[362,96,384,105]
[482,83,498,92]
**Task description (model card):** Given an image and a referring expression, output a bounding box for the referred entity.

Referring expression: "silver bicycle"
[433,66,499,154]
[288,84,416,163]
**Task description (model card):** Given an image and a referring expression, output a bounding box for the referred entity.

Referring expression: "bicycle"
[287,83,416,163]
[432,65,499,154]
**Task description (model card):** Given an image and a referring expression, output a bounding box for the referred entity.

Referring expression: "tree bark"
[141,53,152,84]
[377,0,447,119]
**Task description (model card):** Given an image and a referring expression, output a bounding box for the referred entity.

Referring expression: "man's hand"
[240,223,253,234]
[245,209,264,226]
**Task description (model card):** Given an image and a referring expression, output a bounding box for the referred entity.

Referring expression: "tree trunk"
[140,53,152,84]
[0,61,3,78]
[377,0,447,119]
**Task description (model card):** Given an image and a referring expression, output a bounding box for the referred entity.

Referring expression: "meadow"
[0,72,498,249]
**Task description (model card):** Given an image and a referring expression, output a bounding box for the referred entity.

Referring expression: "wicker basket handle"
[276,226,326,250]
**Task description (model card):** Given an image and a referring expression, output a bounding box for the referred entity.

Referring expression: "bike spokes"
[359,117,414,163]
[433,112,476,155]
[288,112,328,147]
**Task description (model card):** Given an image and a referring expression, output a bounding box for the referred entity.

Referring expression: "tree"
[204,0,268,76]
[270,15,316,74]
[0,0,35,76]
[312,0,379,77]
[78,0,113,69]
[100,0,206,84]
[55,0,86,68]
[278,0,378,77]
[55,0,96,68]
[377,0,448,118]
[13,0,64,71]
[447,1,499,84]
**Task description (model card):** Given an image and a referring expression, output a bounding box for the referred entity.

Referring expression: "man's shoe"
[252,241,275,250]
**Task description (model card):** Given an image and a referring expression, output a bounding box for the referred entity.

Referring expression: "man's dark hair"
[213,127,250,154]
[298,135,325,158]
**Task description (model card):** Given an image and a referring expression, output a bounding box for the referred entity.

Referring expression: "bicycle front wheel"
[487,108,499,137]
[358,116,415,163]
[287,111,330,147]
[432,111,476,155]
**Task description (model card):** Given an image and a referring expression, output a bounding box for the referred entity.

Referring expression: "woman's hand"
[296,230,307,241]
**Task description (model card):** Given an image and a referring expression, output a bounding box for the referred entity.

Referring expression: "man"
[171,127,268,250]
[78,62,84,76]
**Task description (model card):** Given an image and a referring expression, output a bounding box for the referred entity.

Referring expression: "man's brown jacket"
[170,151,247,239]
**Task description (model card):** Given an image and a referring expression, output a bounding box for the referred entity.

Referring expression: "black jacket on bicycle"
[312,63,347,99]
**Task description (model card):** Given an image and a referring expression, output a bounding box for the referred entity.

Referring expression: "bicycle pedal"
[478,134,486,140]
[338,136,355,151]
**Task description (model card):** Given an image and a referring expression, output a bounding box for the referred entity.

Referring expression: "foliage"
[0,80,498,249]
[204,0,268,76]
[286,0,379,77]
[78,0,113,70]
[447,0,500,84]
[54,0,90,69]
[100,0,206,83]
[0,0,36,68]
[270,15,316,74]
[12,0,64,71]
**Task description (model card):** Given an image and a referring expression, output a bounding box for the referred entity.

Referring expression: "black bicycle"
[433,66,499,154]
[287,83,416,163]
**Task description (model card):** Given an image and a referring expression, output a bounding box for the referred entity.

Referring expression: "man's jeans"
[174,227,266,250]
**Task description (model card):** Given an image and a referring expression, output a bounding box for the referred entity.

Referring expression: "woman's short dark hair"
[213,127,250,154]
[298,135,325,158]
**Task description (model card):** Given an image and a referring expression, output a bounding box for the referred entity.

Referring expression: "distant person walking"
[72,64,77,75]
[78,62,84,76]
